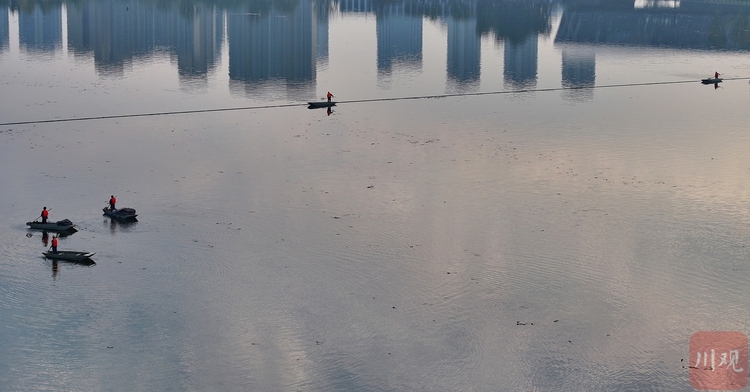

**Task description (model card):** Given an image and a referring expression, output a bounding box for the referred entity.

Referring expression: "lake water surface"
[2,0,750,390]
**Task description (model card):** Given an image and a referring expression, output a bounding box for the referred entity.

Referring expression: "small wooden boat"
[103,207,138,221]
[701,78,722,84]
[43,250,95,262]
[27,220,77,232]
[308,101,336,109]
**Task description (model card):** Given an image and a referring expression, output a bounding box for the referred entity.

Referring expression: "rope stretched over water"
[1,77,747,127]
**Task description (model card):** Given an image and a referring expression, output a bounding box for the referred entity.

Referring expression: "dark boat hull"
[27,221,77,232]
[701,78,723,84]
[43,250,95,262]
[103,207,138,221]
[308,101,336,109]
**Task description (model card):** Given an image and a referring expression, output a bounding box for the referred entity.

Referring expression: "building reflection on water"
[66,0,223,80]
[0,0,748,95]
[0,4,7,51]
[560,47,595,101]
[19,2,62,53]
[227,0,316,98]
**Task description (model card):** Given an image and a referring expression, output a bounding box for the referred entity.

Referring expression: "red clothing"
[715,72,719,78]
[51,238,58,247]
[110,196,116,205]
[41,209,48,218]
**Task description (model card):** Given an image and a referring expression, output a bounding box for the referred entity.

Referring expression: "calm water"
[2,0,750,390]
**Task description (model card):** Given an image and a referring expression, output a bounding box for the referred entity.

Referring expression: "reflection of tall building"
[477,0,550,90]
[66,0,169,76]
[175,4,223,84]
[504,35,537,89]
[315,0,333,65]
[555,1,750,50]
[19,4,62,53]
[227,1,316,98]
[0,5,8,52]
[66,2,93,58]
[66,0,222,80]
[447,15,480,91]
[339,0,372,14]
[561,47,595,101]
[376,2,423,76]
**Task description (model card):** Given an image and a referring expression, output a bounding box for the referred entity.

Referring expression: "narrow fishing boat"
[27,219,77,232]
[308,101,336,109]
[43,250,95,262]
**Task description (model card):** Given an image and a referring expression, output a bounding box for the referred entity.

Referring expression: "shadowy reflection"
[6,0,750,99]
[27,229,73,239]
[18,1,63,54]
[555,0,750,50]
[447,15,480,91]
[106,217,138,235]
[0,4,8,53]
[227,0,316,99]
[373,0,423,79]
[327,106,333,116]
[49,258,96,267]
[477,0,551,90]
[47,256,95,280]
[66,0,223,79]
[561,47,595,101]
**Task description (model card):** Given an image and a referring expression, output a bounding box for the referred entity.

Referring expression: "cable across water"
[0,77,746,127]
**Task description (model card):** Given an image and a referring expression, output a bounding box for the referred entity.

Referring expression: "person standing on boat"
[51,235,58,254]
[109,195,116,211]
[715,71,720,79]
[40,207,49,223]
[327,92,334,102]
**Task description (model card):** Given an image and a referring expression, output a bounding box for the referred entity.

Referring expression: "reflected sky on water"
[1,0,750,390]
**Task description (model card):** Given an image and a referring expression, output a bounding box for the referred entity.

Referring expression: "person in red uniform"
[109,195,117,211]
[327,91,334,102]
[41,207,49,223]
[51,235,58,254]
[715,71,720,79]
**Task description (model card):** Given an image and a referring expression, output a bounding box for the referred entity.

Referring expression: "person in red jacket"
[109,195,117,211]
[327,91,334,102]
[51,235,58,254]
[40,207,49,223]
[715,71,720,79]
